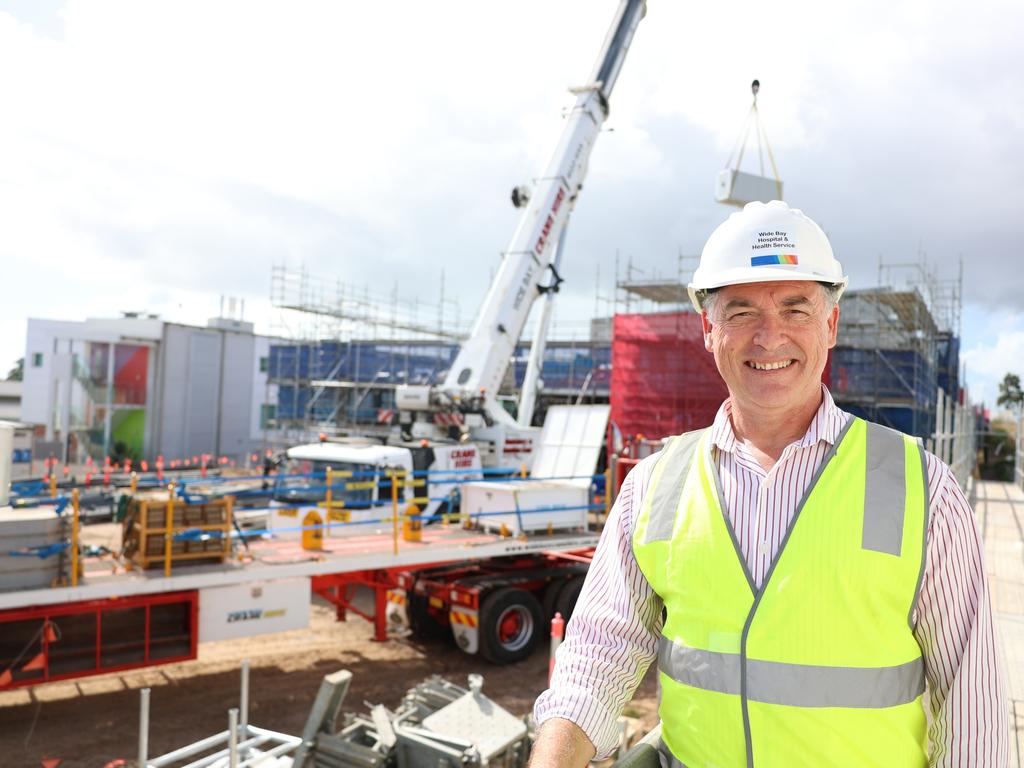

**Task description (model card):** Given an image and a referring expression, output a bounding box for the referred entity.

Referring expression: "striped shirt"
[534,386,1008,765]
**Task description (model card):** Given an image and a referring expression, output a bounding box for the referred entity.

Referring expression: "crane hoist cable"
[723,79,783,201]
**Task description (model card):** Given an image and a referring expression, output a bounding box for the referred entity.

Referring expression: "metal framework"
[269,264,467,437]
[832,255,963,439]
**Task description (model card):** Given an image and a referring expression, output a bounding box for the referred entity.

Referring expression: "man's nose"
[751,313,788,350]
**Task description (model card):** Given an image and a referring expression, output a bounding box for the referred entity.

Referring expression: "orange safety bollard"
[549,611,565,684]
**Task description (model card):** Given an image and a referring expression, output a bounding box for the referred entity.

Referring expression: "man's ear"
[701,310,714,353]
[827,303,839,349]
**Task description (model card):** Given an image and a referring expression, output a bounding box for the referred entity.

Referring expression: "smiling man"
[530,201,1007,767]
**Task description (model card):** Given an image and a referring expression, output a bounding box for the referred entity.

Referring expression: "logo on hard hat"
[751,253,799,266]
[750,228,799,267]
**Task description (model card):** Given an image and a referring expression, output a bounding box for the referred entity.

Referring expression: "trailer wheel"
[479,587,543,665]
[553,575,586,625]
[542,579,567,623]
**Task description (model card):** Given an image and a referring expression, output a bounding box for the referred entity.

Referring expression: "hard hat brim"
[688,267,848,313]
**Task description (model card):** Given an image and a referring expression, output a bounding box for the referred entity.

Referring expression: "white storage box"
[715,169,783,207]
[460,480,590,535]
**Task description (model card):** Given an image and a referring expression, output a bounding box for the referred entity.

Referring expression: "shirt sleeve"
[914,456,1009,766]
[533,454,664,759]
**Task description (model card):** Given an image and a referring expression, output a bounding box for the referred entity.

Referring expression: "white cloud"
[0,0,1020,407]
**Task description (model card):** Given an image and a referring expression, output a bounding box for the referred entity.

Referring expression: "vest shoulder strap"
[643,428,708,544]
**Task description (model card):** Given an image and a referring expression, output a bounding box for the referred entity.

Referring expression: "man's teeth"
[748,360,793,371]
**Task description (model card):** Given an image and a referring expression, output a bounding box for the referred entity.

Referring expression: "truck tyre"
[542,579,567,623]
[479,587,543,665]
[553,575,585,625]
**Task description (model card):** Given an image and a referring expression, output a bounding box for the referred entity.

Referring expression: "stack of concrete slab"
[0,506,67,591]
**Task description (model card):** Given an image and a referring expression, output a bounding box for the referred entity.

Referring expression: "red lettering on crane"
[534,186,568,256]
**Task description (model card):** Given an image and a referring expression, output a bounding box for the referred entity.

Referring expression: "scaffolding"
[832,256,963,439]
[268,265,467,438]
[606,252,726,439]
[612,250,699,316]
[267,264,611,437]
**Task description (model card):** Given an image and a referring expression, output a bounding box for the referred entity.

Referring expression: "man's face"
[701,281,839,414]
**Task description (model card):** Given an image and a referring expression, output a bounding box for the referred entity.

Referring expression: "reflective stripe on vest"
[632,418,929,768]
[657,636,925,708]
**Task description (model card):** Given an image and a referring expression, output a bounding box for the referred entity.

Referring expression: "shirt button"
[759,541,770,555]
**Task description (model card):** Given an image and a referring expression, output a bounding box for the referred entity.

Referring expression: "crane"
[394,0,646,466]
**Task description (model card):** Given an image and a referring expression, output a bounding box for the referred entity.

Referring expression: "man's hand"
[529,717,597,768]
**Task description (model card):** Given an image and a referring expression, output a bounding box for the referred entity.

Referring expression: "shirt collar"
[710,384,845,455]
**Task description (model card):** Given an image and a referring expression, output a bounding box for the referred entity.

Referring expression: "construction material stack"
[121,490,233,570]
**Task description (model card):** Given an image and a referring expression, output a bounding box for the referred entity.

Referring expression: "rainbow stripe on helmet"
[751,254,799,267]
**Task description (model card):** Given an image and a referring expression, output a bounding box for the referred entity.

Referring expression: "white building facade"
[21,314,278,464]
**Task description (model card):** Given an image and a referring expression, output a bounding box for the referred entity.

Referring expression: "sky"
[0,0,1021,407]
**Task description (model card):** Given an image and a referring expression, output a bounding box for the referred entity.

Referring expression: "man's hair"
[700,282,841,320]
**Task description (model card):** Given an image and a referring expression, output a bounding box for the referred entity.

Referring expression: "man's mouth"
[745,359,796,371]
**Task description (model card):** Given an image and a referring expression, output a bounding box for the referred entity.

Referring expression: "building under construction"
[606,255,963,444]
[266,265,609,435]
[831,259,963,437]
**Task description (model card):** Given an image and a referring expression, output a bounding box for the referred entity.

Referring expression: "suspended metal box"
[715,169,783,207]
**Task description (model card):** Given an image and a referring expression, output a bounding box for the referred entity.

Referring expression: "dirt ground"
[0,596,659,768]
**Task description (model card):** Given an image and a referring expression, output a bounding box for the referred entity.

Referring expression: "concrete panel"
[185,332,222,457]
[155,325,192,460]
[218,332,255,459]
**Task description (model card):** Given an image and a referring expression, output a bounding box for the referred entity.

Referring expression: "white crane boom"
[440,0,645,426]
[396,0,645,457]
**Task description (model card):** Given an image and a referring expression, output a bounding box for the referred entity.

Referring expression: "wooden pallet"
[121,493,233,570]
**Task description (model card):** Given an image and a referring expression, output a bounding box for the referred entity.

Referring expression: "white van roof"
[286,442,409,466]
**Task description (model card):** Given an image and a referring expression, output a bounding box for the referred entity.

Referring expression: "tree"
[997,372,1024,411]
[5,358,22,382]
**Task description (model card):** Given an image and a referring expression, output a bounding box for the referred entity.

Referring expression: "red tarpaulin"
[611,312,727,440]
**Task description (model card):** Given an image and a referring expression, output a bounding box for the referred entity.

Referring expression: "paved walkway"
[973,480,1024,764]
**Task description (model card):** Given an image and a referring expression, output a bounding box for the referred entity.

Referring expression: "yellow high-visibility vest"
[632,418,928,767]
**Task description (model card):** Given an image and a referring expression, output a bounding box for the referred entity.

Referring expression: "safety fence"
[928,386,977,492]
[1015,410,1024,493]
[4,466,611,579]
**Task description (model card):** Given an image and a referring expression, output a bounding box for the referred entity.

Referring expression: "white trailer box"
[715,169,783,207]
[460,480,590,535]
[199,577,310,643]
[459,404,610,534]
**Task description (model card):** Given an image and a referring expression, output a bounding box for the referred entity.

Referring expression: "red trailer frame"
[0,591,198,690]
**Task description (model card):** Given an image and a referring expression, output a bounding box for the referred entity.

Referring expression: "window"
[32,353,42,367]
[259,356,269,373]
[260,404,276,429]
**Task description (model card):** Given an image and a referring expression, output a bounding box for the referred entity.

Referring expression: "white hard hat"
[688,200,848,312]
